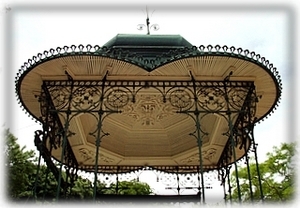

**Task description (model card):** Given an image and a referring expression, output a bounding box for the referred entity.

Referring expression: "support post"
[251,125,264,203]
[33,152,42,200]
[197,167,202,202]
[92,76,107,201]
[243,85,256,203]
[244,142,254,202]
[55,82,74,201]
[92,110,104,201]
[176,167,180,195]
[190,74,206,204]
[218,168,227,205]
[223,81,242,203]
[56,121,70,200]
[195,114,206,204]
[227,166,232,203]
[116,167,120,194]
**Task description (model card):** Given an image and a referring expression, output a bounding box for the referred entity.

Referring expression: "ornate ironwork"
[15,42,282,203]
[33,77,258,202]
[15,44,282,123]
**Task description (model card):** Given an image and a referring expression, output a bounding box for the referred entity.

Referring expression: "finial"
[137,6,159,35]
[146,6,150,35]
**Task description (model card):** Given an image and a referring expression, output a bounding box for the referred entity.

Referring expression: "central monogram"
[122,94,176,126]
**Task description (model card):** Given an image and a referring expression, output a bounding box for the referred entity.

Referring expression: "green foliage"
[32,165,59,200]
[107,180,153,195]
[4,129,153,202]
[230,142,296,203]
[4,129,37,200]
[69,177,93,199]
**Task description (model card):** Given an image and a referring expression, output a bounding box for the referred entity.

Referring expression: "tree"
[31,164,59,201]
[69,176,94,199]
[69,178,153,200]
[4,129,37,200]
[106,180,153,195]
[4,129,153,202]
[230,142,296,203]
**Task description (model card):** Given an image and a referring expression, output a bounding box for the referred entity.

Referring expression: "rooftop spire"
[146,6,150,35]
[137,6,159,35]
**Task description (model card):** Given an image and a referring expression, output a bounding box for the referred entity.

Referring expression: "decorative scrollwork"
[79,148,95,162]
[119,173,137,182]
[72,86,101,111]
[169,88,193,110]
[226,87,249,111]
[179,174,198,187]
[181,148,217,164]
[160,173,177,187]
[197,87,225,111]
[203,171,218,186]
[47,86,72,110]
[104,88,130,110]
[122,94,176,126]
[99,174,115,186]
[78,148,115,164]
[15,43,282,124]
[38,90,64,149]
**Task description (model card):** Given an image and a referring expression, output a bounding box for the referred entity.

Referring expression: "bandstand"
[15,31,281,204]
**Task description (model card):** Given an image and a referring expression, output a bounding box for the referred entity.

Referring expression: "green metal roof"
[102,34,193,58]
[104,34,193,48]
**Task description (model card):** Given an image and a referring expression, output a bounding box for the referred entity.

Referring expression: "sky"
[1,0,299,206]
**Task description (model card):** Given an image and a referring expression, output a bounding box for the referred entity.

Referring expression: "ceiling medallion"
[122,94,177,126]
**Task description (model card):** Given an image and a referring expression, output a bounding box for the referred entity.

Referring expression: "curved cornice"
[15,44,282,124]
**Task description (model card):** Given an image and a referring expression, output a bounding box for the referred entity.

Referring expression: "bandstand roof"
[15,34,282,174]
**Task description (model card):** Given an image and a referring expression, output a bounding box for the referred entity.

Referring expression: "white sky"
[1,0,299,206]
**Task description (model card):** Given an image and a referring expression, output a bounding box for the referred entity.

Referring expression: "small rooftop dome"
[103,34,193,56]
